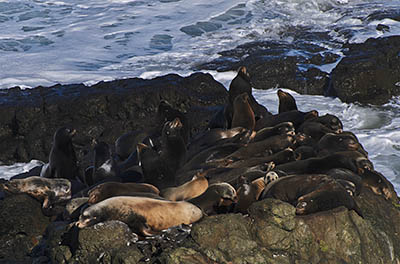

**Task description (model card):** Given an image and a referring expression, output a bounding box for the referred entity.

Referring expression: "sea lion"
[234,172,279,213]
[159,117,187,186]
[255,110,318,131]
[63,197,89,221]
[157,100,190,145]
[89,141,120,185]
[277,89,298,113]
[115,130,149,161]
[231,93,256,131]
[295,179,363,217]
[308,113,343,133]
[88,181,160,204]
[226,148,296,168]
[251,122,295,143]
[76,183,237,235]
[137,143,169,189]
[297,122,337,142]
[187,127,253,161]
[317,133,367,157]
[326,168,362,196]
[2,176,71,210]
[160,172,208,201]
[42,127,80,181]
[275,151,373,175]
[360,169,396,201]
[76,196,203,236]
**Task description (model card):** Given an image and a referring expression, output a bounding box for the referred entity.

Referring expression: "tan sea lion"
[87,181,160,204]
[160,172,208,201]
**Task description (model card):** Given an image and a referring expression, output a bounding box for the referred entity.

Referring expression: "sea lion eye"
[165,130,170,135]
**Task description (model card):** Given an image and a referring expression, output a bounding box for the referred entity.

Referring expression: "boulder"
[0,73,228,165]
[330,36,400,105]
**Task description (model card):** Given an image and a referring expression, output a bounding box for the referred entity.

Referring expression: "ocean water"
[0,0,399,193]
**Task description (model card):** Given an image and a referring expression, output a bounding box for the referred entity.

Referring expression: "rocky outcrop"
[0,194,50,263]
[0,73,228,164]
[330,36,400,105]
[23,186,399,264]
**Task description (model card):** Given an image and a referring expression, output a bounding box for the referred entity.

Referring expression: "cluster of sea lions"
[1,66,397,238]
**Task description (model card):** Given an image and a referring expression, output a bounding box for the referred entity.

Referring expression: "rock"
[0,73,228,165]
[0,194,50,263]
[330,36,400,105]
[197,40,335,96]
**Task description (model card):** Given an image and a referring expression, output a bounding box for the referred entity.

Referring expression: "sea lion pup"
[115,130,149,161]
[42,127,80,181]
[231,93,256,131]
[225,134,296,161]
[255,109,318,131]
[234,171,279,213]
[87,181,160,204]
[277,89,298,113]
[76,183,237,235]
[295,179,363,217]
[251,122,295,143]
[157,100,190,145]
[2,176,71,210]
[160,172,208,201]
[275,151,374,175]
[227,66,271,123]
[186,127,253,161]
[317,133,367,157]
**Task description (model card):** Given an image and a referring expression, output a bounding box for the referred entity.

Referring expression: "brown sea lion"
[87,182,160,204]
[160,172,209,201]
[277,89,298,113]
[317,133,368,157]
[255,110,318,131]
[231,93,256,131]
[251,122,295,143]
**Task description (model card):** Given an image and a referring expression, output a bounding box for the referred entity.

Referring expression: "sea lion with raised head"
[277,89,298,113]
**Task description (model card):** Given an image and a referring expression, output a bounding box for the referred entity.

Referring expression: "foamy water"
[0,0,399,193]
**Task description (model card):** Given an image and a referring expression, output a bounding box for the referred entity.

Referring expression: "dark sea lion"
[277,89,298,113]
[275,151,373,175]
[43,127,80,181]
[159,117,187,185]
[2,176,71,210]
[255,110,318,131]
[158,100,190,145]
[309,113,343,133]
[226,134,295,161]
[231,93,256,131]
[160,172,208,201]
[137,143,166,188]
[251,122,295,143]
[87,181,160,204]
[294,145,316,160]
[226,148,296,168]
[89,141,120,185]
[360,169,396,201]
[115,130,149,161]
[76,196,203,236]
[297,122,337,141]
[187,127,253,161]
[226,66,270,126]
[317,133,367,157]
[296,179,362,217]
[326,168,362,196]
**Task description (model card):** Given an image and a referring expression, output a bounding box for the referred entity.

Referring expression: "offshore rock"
[0,72,228,164]
[330,36,400,105]
[0,194,50,263]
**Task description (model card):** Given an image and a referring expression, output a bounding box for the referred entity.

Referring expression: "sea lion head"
[76,205,104,228]
[208,182,238,206]
[54,127,76,146]
[162,117,183,139]
[264,171,279,185]
[362,169,394,200]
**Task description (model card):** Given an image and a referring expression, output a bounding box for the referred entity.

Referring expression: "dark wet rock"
[0,194,50,263]
[330,36,400,105]
[0,73,228,165]
[197,40,333,96]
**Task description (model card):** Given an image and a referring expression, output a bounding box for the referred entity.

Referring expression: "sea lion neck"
[188,188,221,215]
